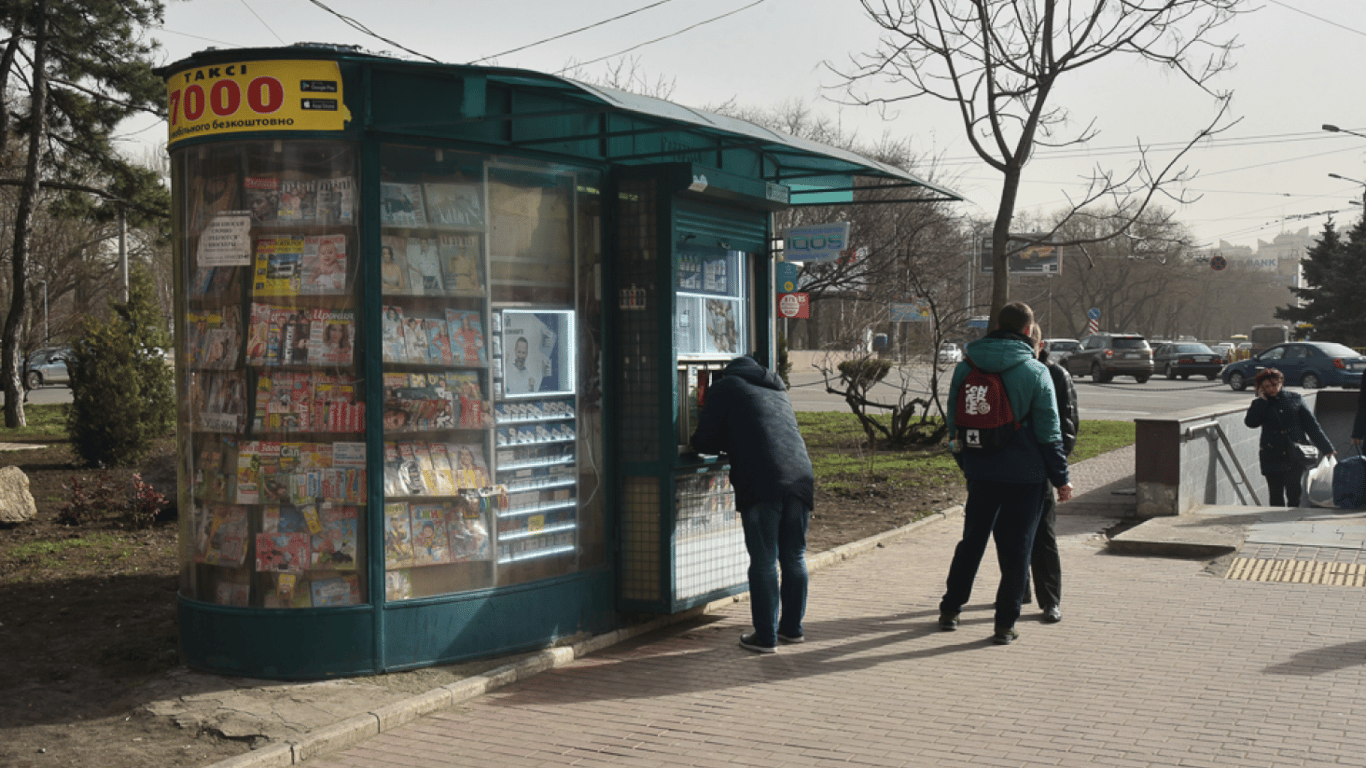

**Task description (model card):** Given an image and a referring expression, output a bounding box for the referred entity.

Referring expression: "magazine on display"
[188,171,239,233]
[253,235,305,297]
[423,183,483,227]
[409,502,451,565]
[425,317,454,366]
[438,234,482,294]
[383,502,415,567]
[315,176,355,224]
[447,493,491,562]
[300,234,348,295]
[380,182,426,226]
[244,176,280,225]
[311,504,358,570]
[445,310,486,366]
[381,305,407,362]
[404,236,443,294]
[379,235,409,293]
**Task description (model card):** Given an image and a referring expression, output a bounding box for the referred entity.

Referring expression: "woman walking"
[1244,367,1335,507]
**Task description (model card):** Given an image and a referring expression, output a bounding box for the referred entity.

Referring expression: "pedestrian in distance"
[691,354,814,654]
[1353,380,1366,448]
[1244,367,1334,507]
[940,302,1073,646]
[1023,323,1078,623]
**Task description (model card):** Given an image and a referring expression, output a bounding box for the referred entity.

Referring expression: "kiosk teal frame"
[160,44,958,679]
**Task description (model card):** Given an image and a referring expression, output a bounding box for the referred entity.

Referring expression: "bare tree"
[834,0,1242,323]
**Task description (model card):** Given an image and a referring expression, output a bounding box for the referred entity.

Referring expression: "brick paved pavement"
[305,498,1366,768]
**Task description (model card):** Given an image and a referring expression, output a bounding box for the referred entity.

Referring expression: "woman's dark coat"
[1244,390,1334,475]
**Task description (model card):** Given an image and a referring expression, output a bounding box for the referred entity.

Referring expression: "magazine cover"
[424,183,483,227]
[313,308,355,367]
[395,442,432,494]
[409,502,451,565]
[382,442,404,496]
[451,443,491,489]
[385,570,412,601]
[253,235,304,297]
[404,237,443,294]
[198,504,249,566]
[381,305,407,363]
[383,502,414,567]
[438,234,482,294]
[234,440,262,505]
[425,317,454,366]
[246,303,273,365]
[428,442,458,495]
[300,233,347,294]
[447,493,491,562]
[214,578,251,607]
[309,572,360,606]
[380,182,426,226]
[188,170,239,233]
[277,178,318,223]
[244,176,280,225]
[401,316,428,364]
[255,532,310,573]
[311,505,358,569]
[198,370,246,433]
[446,310,487,365]
[315,176,355,224]
[379,235,409,293]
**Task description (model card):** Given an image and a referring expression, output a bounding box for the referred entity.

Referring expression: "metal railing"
[1183,420,1261,506]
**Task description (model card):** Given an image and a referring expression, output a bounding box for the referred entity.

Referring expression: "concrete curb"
[204,504,965,768]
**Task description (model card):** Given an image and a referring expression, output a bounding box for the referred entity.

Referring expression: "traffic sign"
[1087,307,1101,321]
[1210,254,1227,271]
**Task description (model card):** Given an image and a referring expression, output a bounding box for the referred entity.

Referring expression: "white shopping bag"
[1307,454,1338,508]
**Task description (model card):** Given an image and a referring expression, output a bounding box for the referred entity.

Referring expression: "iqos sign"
[783,222,849,263]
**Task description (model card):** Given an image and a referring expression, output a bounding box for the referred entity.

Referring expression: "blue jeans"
[940,479,1046,630]
[740,496,811,646]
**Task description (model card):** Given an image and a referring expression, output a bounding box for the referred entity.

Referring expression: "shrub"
[58,471,169,530]
[67,267,174,467]
[837,358,892,388]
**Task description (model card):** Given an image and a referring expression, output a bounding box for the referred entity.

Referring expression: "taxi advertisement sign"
[166,60,351,146]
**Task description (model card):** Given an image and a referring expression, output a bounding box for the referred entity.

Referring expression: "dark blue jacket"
[1245,390,1333,475]
[690,356,814,511]
[1039,348,1078,456]
[946,331,1069,488]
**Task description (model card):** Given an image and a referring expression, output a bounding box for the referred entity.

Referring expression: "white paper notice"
[196,212,254,267]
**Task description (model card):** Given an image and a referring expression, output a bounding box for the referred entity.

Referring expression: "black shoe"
[991,627,1019,645]
[739,633,776,654]
[939,612,959,631]
[1042,606,1062,623]
[777,632,805,644]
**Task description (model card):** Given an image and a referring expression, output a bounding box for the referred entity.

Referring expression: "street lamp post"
[1328,173,1366,212]
[1323,124,1366,141]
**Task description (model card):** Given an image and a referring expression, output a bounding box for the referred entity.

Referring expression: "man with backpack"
[939,302,1074,645]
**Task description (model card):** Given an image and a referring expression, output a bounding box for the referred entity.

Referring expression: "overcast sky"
[130,0,1366,251]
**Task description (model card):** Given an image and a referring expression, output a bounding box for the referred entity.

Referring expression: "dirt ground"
[0,437,966,768]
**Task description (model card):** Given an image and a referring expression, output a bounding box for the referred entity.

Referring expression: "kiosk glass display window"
[176,139,368,609]
[674,244,749,358]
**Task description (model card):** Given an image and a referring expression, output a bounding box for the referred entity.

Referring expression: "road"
[788,361,1265,421]
[0,384,72,407]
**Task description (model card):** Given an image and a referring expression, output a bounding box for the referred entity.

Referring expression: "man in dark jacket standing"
[692,355,815,654]
[941,303,1073,646]
[1024,324,1078,623]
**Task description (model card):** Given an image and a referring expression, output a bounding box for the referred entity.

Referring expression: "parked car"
[1210,342,1235,361]
[1152,342,1224,381]
[1064,333,1154,383]
[1220,341,1366,391]
[24,346,70,389]
[937,342,963,364]
[1043,338,1080,368]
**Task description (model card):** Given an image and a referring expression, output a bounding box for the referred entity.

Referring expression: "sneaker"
[739,633,777,654]
[1042,606,1062,623]
[776,632,805,644]
[991,627,1019,645]
[938,612,960,631]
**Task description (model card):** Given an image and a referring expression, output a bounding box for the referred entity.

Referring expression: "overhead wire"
[554,0,769,75]
[237,0,285,45]
[303,0,439,63]
[467,0,681,65]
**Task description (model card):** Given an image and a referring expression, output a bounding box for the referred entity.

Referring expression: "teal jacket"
[947,330,1070,487]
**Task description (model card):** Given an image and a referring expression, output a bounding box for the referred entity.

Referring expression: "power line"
[238,0,284,45]
[554,0,768,75]
[1266,0,1366,38]
[468,0,680,65]
[303,0,439,63]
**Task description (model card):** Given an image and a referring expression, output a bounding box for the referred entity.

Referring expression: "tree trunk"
[989,165,1024,324]
[4,0,49,428]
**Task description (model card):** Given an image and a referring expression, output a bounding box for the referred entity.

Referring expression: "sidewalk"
[189,446,1366,768]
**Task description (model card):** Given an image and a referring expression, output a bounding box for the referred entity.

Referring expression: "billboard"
[979,234,1062,275]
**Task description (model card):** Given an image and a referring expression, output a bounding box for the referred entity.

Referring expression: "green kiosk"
[159,44,956,679]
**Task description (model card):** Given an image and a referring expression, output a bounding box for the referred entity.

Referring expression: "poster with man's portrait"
[499,310,575,398]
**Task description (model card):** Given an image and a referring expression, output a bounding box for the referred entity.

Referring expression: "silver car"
[24,347,69,389]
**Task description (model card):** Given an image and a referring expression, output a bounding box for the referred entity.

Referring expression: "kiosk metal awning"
[360,57,962,208]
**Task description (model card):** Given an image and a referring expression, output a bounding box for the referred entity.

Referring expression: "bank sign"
[782,222,849,263]
[165,60,351,146]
